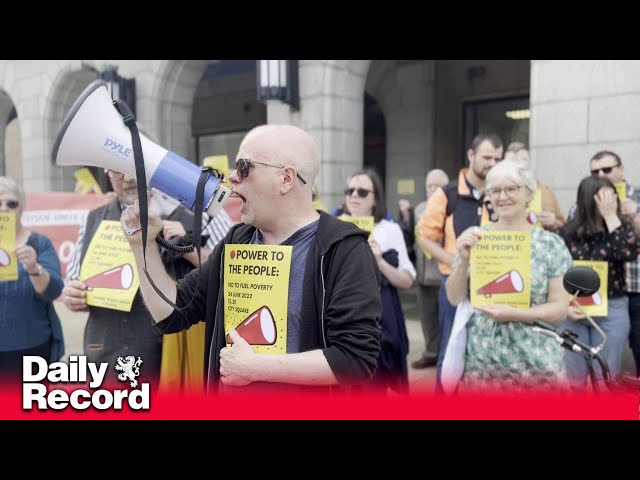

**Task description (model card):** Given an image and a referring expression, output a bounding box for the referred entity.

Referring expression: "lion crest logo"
[114,356,143,388]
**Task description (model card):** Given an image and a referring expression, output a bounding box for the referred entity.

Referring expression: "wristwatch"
[28,264,43,276]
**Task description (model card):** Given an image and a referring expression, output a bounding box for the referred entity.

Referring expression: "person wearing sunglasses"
[342,168,416,394]
[120,124,382,394]
[0,176,64,381]
[62,158,201,389]
[558,175,639,390]
[566,150,640,378]
[445,161,574,393]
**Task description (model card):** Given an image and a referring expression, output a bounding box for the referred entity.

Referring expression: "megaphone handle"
[117,104,164,304]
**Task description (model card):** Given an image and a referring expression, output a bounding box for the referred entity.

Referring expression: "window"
[463,96,529,161]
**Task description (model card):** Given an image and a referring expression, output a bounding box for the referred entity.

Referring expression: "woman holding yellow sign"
[342,169,416,394]
[0,176,64,382]
[445,161,573,393]
[558,175,639,389]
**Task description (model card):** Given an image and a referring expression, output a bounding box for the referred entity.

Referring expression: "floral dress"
[461,227,573,392]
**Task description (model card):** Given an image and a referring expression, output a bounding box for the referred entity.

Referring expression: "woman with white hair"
[0,176,64,381]
[445,160,572,392]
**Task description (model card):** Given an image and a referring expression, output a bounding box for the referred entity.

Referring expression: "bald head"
[241,124,319,187]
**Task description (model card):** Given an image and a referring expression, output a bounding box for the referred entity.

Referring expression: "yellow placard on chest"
[80,220,139,312]
[224,244,293,354]
[470,230,531,309]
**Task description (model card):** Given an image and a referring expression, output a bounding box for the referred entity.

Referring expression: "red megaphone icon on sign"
[0,248,10,267]
[576,291,602,306]
[477,269,524,297]
[226,305,277,345]
[85,263,134,291]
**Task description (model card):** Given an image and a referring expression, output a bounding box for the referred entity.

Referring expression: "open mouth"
[231,191,246,203]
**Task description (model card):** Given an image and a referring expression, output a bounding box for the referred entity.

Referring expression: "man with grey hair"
[411,169,449,369]
[121,124,382,393]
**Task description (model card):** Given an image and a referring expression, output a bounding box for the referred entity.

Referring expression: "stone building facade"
[1,60,639,216]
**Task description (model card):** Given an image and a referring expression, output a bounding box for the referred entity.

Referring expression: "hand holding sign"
[537,210,557,228]
[62,280,89,312]
[456,227,482,261]
[620,198,638,217]
[475,304,519,323]
[219,329,255,386]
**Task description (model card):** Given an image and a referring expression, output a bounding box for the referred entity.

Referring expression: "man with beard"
[416,133,503,393]
[63,168,197,387]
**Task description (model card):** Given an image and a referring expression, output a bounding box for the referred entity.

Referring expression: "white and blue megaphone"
[52,80,230,218]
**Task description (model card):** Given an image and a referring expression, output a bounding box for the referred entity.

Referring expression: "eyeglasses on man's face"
[590,165,619,176]
[344,187,373,198]
[234,158,307,185]
[0,199,19,209]
[486,185,522,199]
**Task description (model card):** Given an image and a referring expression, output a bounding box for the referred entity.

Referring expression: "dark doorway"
[193,60,266,166]
[463,95,529,166]
[363,93,386,185]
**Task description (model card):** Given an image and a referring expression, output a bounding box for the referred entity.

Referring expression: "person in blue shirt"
[0,176,64,382]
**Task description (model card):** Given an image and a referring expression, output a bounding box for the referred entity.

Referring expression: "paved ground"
[53,286,634,394]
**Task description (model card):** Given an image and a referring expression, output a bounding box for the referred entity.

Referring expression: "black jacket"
[156,211,382,392]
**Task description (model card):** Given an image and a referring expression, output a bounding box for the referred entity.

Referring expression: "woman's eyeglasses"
[486,186,521,199]
[590,166,618,175]
[344,187,373,198]
[234,158,307,184]
[0,199,20,209]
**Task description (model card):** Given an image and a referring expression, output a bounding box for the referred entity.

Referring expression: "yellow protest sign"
[614,181,627,202]
[470,230,531,309]
[0,212,18,281]
[203,155,230,186]
[74,168,103,195]
[569,260,608,317]
[338,214,374,234]
[224,244,292,354]
[525,188,543,227]
[80,220,139,312]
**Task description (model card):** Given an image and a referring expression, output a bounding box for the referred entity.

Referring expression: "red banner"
[22,193,113,278]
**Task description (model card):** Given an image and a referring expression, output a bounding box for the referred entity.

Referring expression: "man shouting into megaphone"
[121,124,383,395]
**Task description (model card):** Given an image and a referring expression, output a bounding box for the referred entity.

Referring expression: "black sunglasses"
[344,187,373,198]
[590,166,618,175]
[235,158,307,184]
[0,199,19,209]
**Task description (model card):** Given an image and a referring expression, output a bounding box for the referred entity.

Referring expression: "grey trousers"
[416,284,440,360]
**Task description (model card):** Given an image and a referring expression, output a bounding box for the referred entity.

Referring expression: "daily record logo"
[22,355,150,411]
